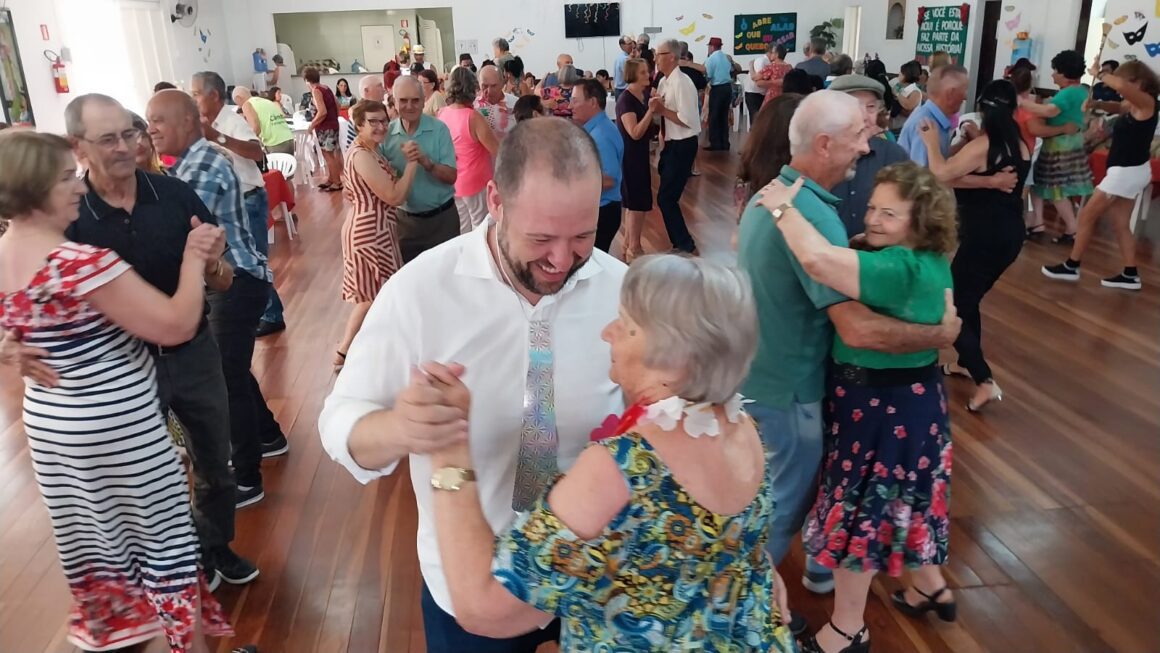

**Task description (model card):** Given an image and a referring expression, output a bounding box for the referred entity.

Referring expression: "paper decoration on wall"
[1135,11,1147,19]
[695,35,706,42]
[676,15,684,20]
[1123,22,1148,45]
[1125,54,1138,60]
[504,27,535,49]
[1156,0,1160,17]
[197,27,212,63]
[1114,15,1128,25]
[1004,5,1015,11]
[1005,13,1021,31]
[702,13,714,19]
[679,22,697,36]
[1145,42,1160,57]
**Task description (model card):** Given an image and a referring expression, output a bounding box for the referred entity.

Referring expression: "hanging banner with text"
[733,13,798,55]
[915,4,971,65]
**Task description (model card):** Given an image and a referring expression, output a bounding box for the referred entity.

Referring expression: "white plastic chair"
[267,153,297,180]
[338,116,356,156]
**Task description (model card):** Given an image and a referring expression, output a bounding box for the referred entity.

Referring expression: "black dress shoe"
[891,585,957,622]
[255,320,286,337]
[210,546,260,585]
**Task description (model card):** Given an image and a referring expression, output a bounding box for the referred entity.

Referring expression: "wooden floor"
[1,131,1158,653]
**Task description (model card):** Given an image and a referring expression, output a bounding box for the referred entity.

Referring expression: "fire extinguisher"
[44,50,69,94]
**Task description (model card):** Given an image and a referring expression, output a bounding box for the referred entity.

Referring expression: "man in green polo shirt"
[737,90,960,598]
[380,76,460,263]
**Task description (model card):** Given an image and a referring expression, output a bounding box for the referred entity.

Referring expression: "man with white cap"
[413,45,436,72]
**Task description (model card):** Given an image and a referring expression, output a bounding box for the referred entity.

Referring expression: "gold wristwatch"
[431,467,476,491]
[770,202,794,222]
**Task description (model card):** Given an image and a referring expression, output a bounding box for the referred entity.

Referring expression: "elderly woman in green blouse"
[756,162,958,653]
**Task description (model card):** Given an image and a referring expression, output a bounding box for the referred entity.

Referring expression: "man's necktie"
[512,319,559,512]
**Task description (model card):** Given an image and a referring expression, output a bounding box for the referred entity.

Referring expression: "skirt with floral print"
[803,369,953,575]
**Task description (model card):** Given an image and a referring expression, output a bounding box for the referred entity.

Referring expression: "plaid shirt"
[172,138,271,282]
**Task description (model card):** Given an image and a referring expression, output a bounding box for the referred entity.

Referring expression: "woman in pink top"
[439,67,500,233]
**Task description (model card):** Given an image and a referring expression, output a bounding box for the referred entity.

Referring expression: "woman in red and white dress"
[0,131,246,652]
[336,100,419,367]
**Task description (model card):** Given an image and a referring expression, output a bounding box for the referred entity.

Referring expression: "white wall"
[991,0,1085,89]
[6,0,235,133]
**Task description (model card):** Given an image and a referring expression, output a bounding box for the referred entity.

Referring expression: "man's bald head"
[556,53,574,68]
[145,89,202,156]
[232,86,252,105]
[359,75,385,102]
[393,75,424,121]
[480,65,504,103]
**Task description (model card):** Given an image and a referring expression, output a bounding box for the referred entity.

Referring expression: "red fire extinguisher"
[44,50,69,94]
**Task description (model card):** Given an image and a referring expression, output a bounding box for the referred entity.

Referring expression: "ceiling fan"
[170,0,198,27]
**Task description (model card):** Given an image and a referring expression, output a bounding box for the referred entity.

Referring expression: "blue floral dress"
[492,432,798,653]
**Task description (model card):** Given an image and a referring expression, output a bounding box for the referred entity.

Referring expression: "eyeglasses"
[83,129,143,150]
[365,118,388,127]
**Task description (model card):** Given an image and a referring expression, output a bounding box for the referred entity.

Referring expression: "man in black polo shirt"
[64,94,259,588]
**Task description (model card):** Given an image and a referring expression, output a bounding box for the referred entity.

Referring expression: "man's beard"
[497,223,586,296]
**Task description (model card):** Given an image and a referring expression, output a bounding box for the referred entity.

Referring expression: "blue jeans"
[261,287,284,323]
[749,400,825,566]
[243,189,285,324]
[420,582,559,653]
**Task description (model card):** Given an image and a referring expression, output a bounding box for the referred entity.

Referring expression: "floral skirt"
[803,369,953,575]
[1033,133,1094,200]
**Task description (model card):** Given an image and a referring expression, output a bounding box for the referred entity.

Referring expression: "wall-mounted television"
[564,3,620,39]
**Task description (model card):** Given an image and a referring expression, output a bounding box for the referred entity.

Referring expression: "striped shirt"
[172,137,271,281]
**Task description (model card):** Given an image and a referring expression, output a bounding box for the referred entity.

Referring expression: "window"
[887,1,906,40]
[843,6,863,60]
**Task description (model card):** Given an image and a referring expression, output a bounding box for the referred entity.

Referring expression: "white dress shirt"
[745,56,769,94]
[657,67,701,141]
[318,220,627,616]
[213,105,265,193]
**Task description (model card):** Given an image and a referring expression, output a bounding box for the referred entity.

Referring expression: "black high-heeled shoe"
[891,585,957,622]
[803,621,870,653]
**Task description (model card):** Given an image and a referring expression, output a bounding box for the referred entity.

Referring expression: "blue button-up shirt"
[380,114,457,214]
[613,50,629,90]
[897,100,952,166]
[172,138,270,282]
[583,112,624,206]
[706,50,732,86]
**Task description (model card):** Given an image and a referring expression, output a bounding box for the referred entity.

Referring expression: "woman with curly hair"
[757,161,957,653]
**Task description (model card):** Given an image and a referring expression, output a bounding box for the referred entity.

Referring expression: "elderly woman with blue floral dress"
[420,254,798,653]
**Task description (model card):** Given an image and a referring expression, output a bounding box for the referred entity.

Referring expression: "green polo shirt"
[737,165,849,409]
[379,114,457,214]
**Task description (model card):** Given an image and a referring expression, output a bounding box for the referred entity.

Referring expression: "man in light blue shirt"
[613,35,635,100]
[571,78,624,253]
[380,77,460,262]
[897,64,969,165]
[704,36,733,151]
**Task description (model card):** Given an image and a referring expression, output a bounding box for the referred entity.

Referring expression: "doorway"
[974,0,1002,100]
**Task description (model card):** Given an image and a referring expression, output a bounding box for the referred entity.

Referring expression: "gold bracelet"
[213,259,223,277]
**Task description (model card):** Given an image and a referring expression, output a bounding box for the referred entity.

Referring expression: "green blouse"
[1047,85,1087,128]
[832,246,953,369]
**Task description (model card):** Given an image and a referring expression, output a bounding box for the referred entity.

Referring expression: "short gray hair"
[557,64,580,85]
[64,93,124,138]
[446,66,480,105]
[928,64,969,97]
[621,255,758,404]
[393,74,424,100]
[494,118,600,202]
[658,38,681,56]
[493,37,510,52]
[193,71,227,102]
[788,90,862,156]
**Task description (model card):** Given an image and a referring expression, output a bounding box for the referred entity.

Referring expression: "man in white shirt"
[476,65,518,138]
[318,118,625,652]
[744,43,773,124]
[412,45,436,72]
[650,38,702,254]
[190,71,288,458]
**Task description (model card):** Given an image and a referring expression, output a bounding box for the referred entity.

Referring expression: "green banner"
[733,13,797,56]
[915,5,970,65]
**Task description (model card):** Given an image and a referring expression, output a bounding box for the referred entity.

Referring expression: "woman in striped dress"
[336,100,419,367]
[0,131,235,652]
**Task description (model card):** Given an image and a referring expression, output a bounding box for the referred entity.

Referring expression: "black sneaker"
[802,568,835,594]
[204,560,221,592]
[231,645,259,653]
[788,613,809,637]
[236,484,265,509]
[1042,262,1080,281]
[255,320,286,337]
[260,434,289,458]
[211,547,260,585]
[1101,273,1142,290]
[1052,233,1076,244]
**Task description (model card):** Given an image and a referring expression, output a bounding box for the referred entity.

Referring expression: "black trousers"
[153,327,235,550]
[208,272,283,488]
[595,201,623,253]
[745,91,765,125]
[398,203,462,264]
[951,213,1025,383]
[707,84,732,150]
[421,582,560,653]
[657,136,698,252]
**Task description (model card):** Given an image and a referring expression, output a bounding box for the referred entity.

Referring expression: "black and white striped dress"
[1,243,231,652]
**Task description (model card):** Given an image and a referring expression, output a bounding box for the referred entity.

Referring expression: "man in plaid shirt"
[147,90,281,519]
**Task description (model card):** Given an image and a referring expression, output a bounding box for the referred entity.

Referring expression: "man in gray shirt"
[796,37,832,80]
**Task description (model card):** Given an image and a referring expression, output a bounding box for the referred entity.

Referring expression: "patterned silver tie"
[512,320,559,511]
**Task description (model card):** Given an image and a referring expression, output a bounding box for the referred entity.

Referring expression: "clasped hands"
[401,141,431,170]
[393,362,473,461]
